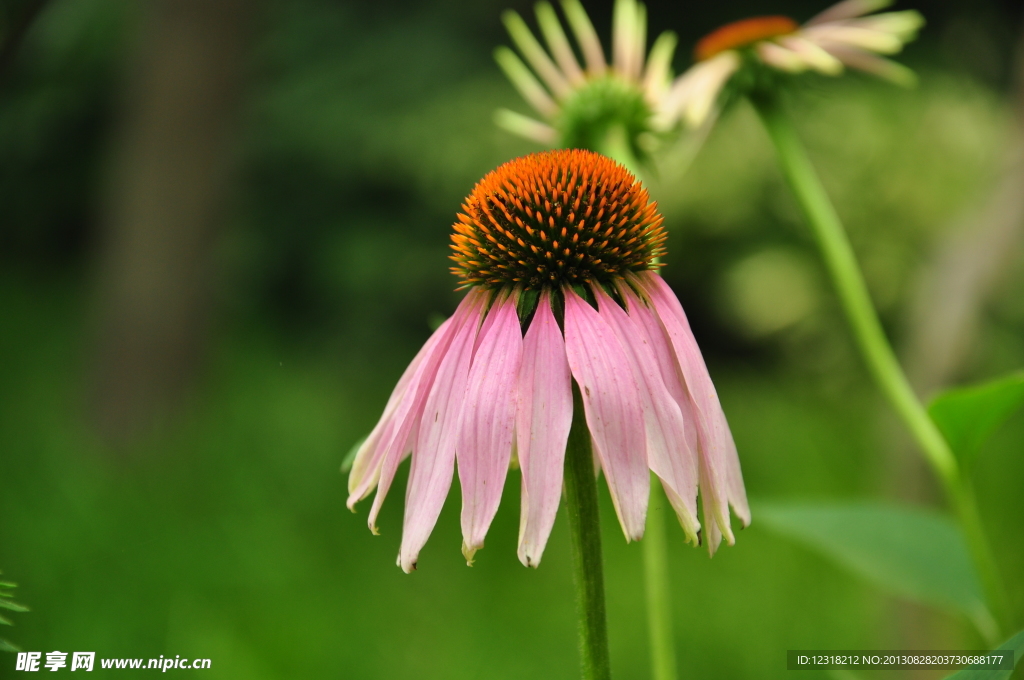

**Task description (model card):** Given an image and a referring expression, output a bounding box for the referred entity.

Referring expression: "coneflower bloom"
[666,0,924,128]
[347,149,749,572]
[494,0,687,148]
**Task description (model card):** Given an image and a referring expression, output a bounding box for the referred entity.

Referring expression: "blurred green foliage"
[929,372,1024,469]
[756,502,992,636]
[1,0,1023,677]
[945,628,1024,680]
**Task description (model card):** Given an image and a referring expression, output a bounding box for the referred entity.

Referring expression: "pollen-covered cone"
[347,149,749,571]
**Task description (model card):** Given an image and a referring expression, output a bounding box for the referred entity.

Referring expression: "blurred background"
[1,0,1022,677]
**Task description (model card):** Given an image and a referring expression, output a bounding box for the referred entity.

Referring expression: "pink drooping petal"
[562,286,648,541]
[702,477,724,553]
[494,109,559,145]
[347,315,455,507]
[535,2,585,86]
[642,32,678,102]
[801,24,902,54]
[562,0,607,76]
[805,0,888,26]
[472,293,502,358]
[613,282,701,543]
[701,425,751,553]
[395,291,487,572]
[721,424,750,526]
[756,41,808,73]
[635,272,749,554]
[661,52,740,129]
[364,295,483,532]
[612,0,642,80]
[458,293,524,564]
[516,290,573,567]
[494,47,559,118]
[815,42,917,85]
[631,4,647,83]
[776,35,844,74]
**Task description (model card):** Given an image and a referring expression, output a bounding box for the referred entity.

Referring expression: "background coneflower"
[669,0,924,127]
[494,0,688,162]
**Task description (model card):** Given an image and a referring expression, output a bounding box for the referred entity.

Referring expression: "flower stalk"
[643,477,678,680]
[750,92,1009,638]
[596,124,641,178]
[596,129,678,680]
[564,383,613,680]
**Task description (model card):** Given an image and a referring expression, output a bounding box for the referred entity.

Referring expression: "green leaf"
[0,637,21,653]
[928,372,1024,467]
[0,614,11,626]
[756,501,995,638]
[943,628,1024,680]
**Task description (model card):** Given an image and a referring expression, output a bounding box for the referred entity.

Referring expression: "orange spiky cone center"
[450,150,666,290]
[695,15,799,61]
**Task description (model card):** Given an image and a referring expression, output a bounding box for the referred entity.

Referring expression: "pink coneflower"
[347,149,748,572]
[665,0,924,128]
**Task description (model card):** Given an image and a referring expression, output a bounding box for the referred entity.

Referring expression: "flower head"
[450,150,665,289]
[494,0,688,152]
[667,0,924,128]
[348,150,749,572]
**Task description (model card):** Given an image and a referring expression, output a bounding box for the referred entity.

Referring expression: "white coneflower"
[493,0,687,153]
[664,0,923,128]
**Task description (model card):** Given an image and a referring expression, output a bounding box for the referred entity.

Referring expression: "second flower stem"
[564,383,613,680]
[750,93,1008,636]
[597,128,678,680]
[643,478,678,680]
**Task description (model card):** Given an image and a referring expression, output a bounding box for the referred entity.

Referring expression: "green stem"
[598,124,642,178]
[750,93,1009,636]
[564,383,613,680]
[596,129,675,678]
[643,477,678,680]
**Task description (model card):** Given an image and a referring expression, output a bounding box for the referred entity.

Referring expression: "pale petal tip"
[723,528,737,546]
[719,519,737,546]
[676,515,700,546]
[346,489,368,513]
[398,551,418,573]
[734,503,752,529]
[462,540,481,566]
[517,546,542,568]
[670,500,702,546]
[626,524,645,543]
[397,553,417,573]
